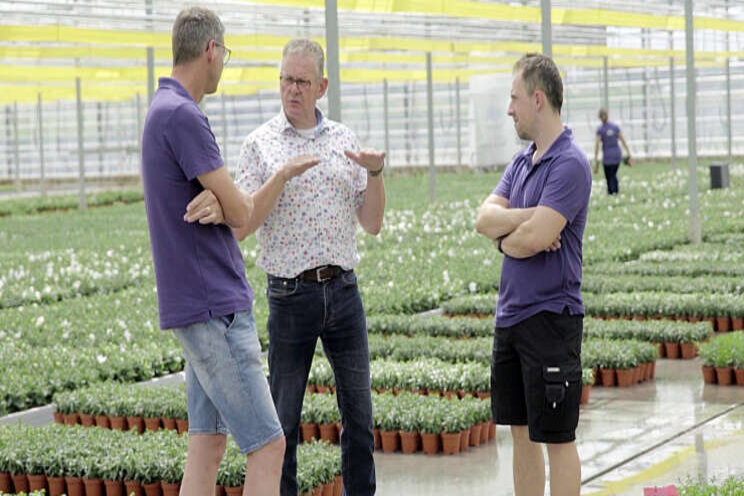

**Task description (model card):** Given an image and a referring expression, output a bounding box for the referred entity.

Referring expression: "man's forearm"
[476,204,535,240]
[357,175,385,235]
[232,171,287,240]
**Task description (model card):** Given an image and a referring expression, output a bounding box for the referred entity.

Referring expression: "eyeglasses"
[213,41,231,65]
[280,75,312,90]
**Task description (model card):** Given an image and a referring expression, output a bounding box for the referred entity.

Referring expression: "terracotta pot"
[335,422,342,440]
[488,421,497,440]
[161,481,180,496]
[214,485,225,496]
[653,342,665,358]
[316,385,330,394]
[479,421,489,444]
[28,473,47,492]
[109,415,127,430]
[65,476,84,496]
[664,342,680,359]
[373,428,381,450]
[716,316,731,333]
[421,433,440,454]
[64,412,80,425]
[616,369,634,387]
[314,486,323,496]
[380,430,400,453]
[735,369,744,386]
[398,431,420,454]
[705,317,716,330]
[11,474,29,494]
[144,417,161,431]
[53,411,65,424]
[649,361,656,380]
[459,429,469,452]
[306,384,317,394]
[715,367,734,386]
[127,416,145,434]
[457,389,467,399]
[225,487,243,496]
[443,390,456,399]
[599,368,616,387]
[427,389,441,397]
[48,476,66,496]
[104,479,125,496]
[176,419,189,434]
[125,480,145,496]
[441,432,461,455]
[301,423,319,443]
[469,423,482,447]
[580,385,590,405]
[80,413,95,427]
[731,317,743,331]
[161,418,177,431]
[143,481,162,496]
[688,316,700,323]
[477,392,491,400]
[631,366,641,384]
[83,477,104,496]
[392,388,401,395]
[322,481,334,496]
[319,423,339,444]
[680,342,697,359]
[333,474,343,496]
[95,415,111,429]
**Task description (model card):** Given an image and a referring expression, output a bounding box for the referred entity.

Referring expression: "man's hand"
[545,233,561,252]
[280,155,321,181]
[592,160,599,174]
[345,149,385,174]
[184,189,224,225]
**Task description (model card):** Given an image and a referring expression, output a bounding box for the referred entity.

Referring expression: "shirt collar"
[524,126,573,166]
[277,107,329,137]
[157,77,193,102]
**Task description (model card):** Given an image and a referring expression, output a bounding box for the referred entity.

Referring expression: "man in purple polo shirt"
[141,7,284,496]
[594,108,632,195]
[476,53,591,496]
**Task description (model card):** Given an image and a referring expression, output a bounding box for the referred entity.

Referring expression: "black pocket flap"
[542,362,582,384]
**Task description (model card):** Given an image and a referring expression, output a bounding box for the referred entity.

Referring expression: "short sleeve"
[538,155,590,223]
[236,137,267,194]
[163,103,223,180]
[596,125,602,136]
[492,156,516,199]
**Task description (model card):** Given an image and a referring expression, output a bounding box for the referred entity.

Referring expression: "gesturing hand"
[344,149,385,173]
[184,189,224,225]
[280,155,321,181]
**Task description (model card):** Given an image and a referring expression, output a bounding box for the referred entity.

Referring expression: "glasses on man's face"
[280,75,312,90]
[213,41,231,65]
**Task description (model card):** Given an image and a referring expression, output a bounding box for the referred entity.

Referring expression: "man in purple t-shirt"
[593,108,632,195]
[141,8,284,496]
[476,54,591,496]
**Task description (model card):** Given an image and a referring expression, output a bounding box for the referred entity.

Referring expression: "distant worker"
[593,108,631,195]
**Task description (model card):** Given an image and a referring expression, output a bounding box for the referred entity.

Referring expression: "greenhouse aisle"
[375,358,744,495]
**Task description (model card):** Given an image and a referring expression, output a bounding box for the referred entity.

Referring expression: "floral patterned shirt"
[236,109,367,278]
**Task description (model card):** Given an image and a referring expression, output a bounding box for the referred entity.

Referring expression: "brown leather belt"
[297,265,346,283]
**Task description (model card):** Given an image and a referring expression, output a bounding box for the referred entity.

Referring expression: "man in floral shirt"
[234,39,385,496]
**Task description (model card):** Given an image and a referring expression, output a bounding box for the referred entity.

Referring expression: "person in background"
[594,108,632,195]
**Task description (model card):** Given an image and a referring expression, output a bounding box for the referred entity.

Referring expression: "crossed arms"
[475,195,566,259]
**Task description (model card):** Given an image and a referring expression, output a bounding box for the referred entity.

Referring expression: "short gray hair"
[514,53,563,114]
[172,7,224,66]
[282,39,325,79]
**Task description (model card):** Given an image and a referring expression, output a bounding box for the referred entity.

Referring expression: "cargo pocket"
[539,361,581,433]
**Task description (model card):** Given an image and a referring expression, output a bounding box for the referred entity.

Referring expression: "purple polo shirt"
[142,77,253,330]
[596,121,622,165]
[493,127,591,328]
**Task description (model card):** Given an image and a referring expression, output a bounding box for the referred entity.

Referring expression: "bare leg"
[546,441,581,496]
[243,436,286,496]
[511,425,545,496]
[180,434,227,496]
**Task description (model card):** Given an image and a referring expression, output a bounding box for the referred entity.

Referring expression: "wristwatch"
[368,162,384,177]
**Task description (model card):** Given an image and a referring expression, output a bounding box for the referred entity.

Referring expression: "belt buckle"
[316,266,331,283]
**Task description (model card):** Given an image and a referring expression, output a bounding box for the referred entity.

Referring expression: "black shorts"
[491,309,583,443]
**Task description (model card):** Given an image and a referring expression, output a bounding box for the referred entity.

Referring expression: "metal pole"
[426,52,435,203]
[13,101,20,190]
[602,56,609,112]
[541,0,552,58]
[643,29,651,157]
[726,0,732,163]
[383,79,390,168]
[97,102,104,174]
[684,0,700,244]
[136,92,143,169]
[456,77,462,168]
[670,57,677,169]
[76,78,87,211]
[221,92,228,166]
[147,47,155,107]
[37,93,46,197]
[5,106,11,180]
[324,0,342,122]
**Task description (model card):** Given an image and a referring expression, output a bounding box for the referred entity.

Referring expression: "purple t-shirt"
[492,127,591,328]
[596,121,622,165]
[142,77,253,330]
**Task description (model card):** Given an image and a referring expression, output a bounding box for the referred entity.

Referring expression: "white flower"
[468,282,477,293]
[34,316,45,327]
[96,355,108,364]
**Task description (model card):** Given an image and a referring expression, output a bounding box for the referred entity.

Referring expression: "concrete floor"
[374,358,744,495]
[3,358,743,496]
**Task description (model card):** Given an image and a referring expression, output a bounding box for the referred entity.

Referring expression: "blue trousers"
[603,163,620,194]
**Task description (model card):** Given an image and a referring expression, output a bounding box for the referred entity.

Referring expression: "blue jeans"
[267,270,375,496]
[603,163,620,194]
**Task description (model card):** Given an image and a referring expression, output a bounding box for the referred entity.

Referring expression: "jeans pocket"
[538,361,581,433]
[267,277,299,298]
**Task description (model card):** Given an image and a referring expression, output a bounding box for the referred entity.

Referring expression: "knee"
[264,435,286,462]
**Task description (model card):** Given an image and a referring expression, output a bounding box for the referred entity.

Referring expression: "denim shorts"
[173,309,284,453]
